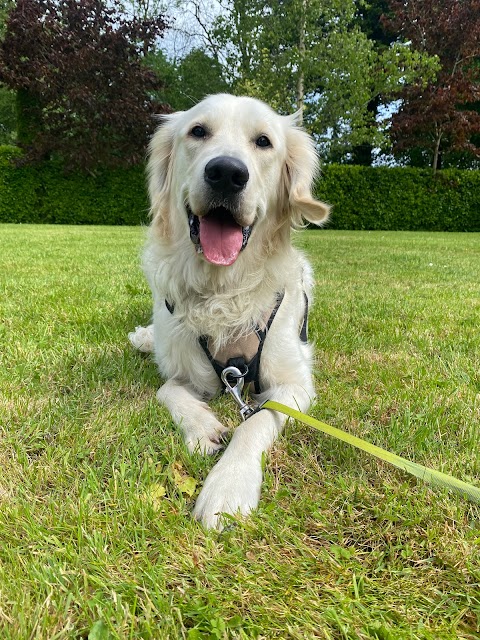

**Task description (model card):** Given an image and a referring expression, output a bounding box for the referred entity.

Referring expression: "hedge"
[0,146,149,225]
[1,146,479,230]
[317,164,480,232]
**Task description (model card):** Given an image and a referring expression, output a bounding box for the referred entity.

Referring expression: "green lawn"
[0,224,479,640]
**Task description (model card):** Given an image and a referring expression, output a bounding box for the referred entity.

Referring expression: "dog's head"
[148,94,329,266]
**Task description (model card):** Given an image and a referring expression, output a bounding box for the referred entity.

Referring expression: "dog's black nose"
[204,156,249,195]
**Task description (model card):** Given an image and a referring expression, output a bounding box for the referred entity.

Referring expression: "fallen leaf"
[172,462,197,497]
[143,483,166,510]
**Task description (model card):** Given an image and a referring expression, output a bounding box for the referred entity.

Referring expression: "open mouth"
[187,205,252,266]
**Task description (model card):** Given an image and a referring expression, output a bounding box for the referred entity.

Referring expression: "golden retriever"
[129,94,329,529]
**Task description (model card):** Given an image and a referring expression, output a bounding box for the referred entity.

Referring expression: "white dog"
[129,94,329,529]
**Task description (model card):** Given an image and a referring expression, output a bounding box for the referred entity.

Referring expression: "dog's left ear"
[283,117,330,228]
[148,112,183,238]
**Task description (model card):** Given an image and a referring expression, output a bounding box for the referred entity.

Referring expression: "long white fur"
[129,94,329,529]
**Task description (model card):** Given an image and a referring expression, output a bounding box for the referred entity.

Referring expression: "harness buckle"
[221,366,256,421]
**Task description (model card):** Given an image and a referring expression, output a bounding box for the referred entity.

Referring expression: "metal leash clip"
[221,365,256,421]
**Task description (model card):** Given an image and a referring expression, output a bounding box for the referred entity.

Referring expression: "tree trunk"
[432,129,442,173]
[296,0,306,124]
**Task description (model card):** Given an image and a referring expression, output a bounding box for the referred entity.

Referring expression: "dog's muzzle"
[187,205,252,266]
[186,156,254,266]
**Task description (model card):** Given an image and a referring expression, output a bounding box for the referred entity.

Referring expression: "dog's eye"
[255,135,272,148]
[190,125,207,139]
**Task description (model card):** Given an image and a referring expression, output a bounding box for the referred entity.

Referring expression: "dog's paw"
[128,325,154,353]
[184,419,230,456]
[156,385,230,456]
[192,457,262,529]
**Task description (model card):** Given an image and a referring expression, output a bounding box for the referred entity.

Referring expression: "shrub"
[316,165,480,232]
[0,147,149,225]
[1,149,479,230]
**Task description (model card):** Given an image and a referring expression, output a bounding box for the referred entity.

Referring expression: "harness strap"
[198,292,284,394]
[198,334,238,383]
[165,290,308,394]
[300,291,308,344]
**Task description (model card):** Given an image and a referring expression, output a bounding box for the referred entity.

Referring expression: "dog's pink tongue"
[199,214,243,266]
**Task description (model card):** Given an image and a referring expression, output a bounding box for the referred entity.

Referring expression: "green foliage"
[147,49,230,111]
[15,87,42,147]
[0,147,148,224]
[174,49,230,110]
[209,0,437,159]
[0,0,14,39]
[144,49,179,106]
[0,85,16,143]
[317,165,480,231]
[1,147,478,230]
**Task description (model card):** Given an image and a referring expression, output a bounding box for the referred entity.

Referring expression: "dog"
[129,94,329,529]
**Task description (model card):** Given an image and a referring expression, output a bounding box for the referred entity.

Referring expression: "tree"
[177,49,229,108]
[0,86,15,143]
[174,49,230,110]
[119,0,172,56]
[385,0,480,170]
[205,0,437,161]
[350,0,394,165]
[0,2,16,144]
[0,0,169,170]
[0,0,14,39]
[145,47,230,111]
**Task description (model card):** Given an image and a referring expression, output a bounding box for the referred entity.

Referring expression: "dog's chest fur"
[204,300,277,363]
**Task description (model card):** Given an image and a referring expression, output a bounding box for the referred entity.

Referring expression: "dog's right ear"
[283,117,330,229]
[147,112,183,238]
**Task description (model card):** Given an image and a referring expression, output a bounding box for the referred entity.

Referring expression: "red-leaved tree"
[0,0,169,170]
[384,0,480,170]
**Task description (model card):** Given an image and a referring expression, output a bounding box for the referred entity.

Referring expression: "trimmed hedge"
[317,164,480,232]
[0,146,149,225]
[1,147,479,230]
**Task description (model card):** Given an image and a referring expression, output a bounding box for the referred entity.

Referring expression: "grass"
[0,224,479,640]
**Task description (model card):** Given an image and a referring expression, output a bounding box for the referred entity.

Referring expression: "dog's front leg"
[193,383,312,529]
[157,379,229,455]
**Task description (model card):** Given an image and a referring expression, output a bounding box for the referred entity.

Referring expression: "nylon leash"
[262,400,480,505]
[221,365,480,504]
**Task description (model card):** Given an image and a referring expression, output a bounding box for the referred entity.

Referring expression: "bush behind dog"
[316,164,480,232]
[0,146,149,225]
[1,146,479,230]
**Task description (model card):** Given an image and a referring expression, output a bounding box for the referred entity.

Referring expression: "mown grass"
[0,224,479,640]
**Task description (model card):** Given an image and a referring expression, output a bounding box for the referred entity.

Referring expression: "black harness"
[165,292,308,394]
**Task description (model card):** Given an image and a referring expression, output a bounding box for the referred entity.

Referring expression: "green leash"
[262,400,480,505]
[221,366,480,504]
